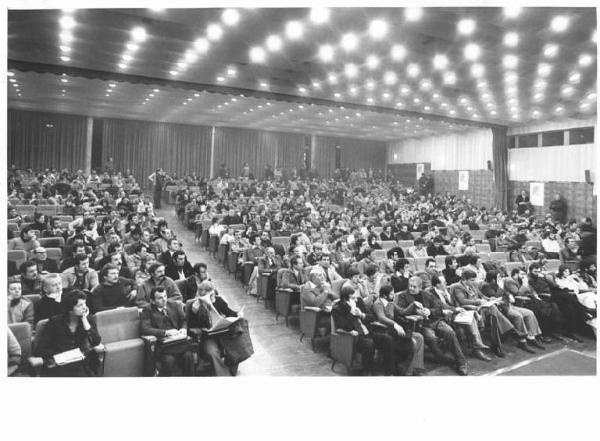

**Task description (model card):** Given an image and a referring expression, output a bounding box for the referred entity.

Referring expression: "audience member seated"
[300,268,338,311]
[332,285,396,375]
[31,246,59,274]
[136,262,182,308]
[503,268,562,342]
[33,289,102,377]
[450,270,514,358]
[186,281,247,376]
[7,278,34,327]
[426,236,448,257]
[89,264,137,313]
[34,273,66,325]
[18,261,44,296]
[140,287,194,376]
[528,263,588,341]
[165,250,194,281]
[371,284,425,376]
[158,238,181,267]
[407,237,428,258]
[390,258,412,293]
[62,254,99,292]
[7,327,22,376]
[541,231,561,260]
[480,271,546,354]
[8,226,40,253]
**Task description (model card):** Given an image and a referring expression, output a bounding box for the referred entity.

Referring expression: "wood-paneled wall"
[509,181,596,222]
[433,170,495,209]
[8,109,88,172]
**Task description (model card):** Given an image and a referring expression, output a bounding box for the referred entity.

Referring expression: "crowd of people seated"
[172,166,596,375]
[6,163,597,377]
[7,165,251,377]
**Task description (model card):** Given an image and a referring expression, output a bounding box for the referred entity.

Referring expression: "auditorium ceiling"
[7,6,597,141]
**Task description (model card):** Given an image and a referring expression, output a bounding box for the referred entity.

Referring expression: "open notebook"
[203,304,244,334]
[53,348,85,366]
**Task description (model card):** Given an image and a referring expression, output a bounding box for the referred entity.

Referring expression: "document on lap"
[53,348,85,366]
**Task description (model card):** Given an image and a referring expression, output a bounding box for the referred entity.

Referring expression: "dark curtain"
[213,127,304,179]
[313,135,387,178]
[8,109,88,171]
[101,118,212,188]
[492,127,509,211]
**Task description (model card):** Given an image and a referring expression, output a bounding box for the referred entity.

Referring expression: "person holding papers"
[140,287,194,376]
[34,290,102,377]
[396,276,469,375]
[186,281,247,376]
[450,270,514,358]
[480,271,546,354]
[426,275,491,362]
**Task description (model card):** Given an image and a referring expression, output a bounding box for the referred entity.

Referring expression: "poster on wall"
[530,182,545,206]
[458,171,469,190]
[416,163,425,180]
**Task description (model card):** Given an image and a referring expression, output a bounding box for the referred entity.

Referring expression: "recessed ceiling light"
[419,79,433,91]
[503,7,522,19]
[105,94,110,97]
[227,66,237,77]
[561,85,575,96]
[319,44,334,62]
[400,85,410,96]
[384,71,398,85]
[537,63,552,77]
[579,54,593,67]
[586,92,597,101]
[568,71,581,84]
[554,106,565,114]
[369,19,388,39]
[60,78,68,83]
[259,81,269,88]
[457,19,476,35]
[122,54,133,62]
[265,35,283,52]
[533,79,547,90]
[432,54,448,70]
[9,78,16,83]
[504,32,519,47]
[470,63,485,78]
[366,55,380,70]
[169,70,178,76]
[59,15,76,29]
[344,63,358,78]
[298,87,307,93]
[349,86,358,95]
[194,38,210,53]
[550,16,570,33]
[365,79,376,91]
[126,43,139,52]
[312,81,321,88]
[502,54,518,69]
[131,26,147,42]
[249,46,266,63]
[407,63,420,78]
[184,50,198,63]
[328,73,338,84]
[543,43,559,58]
[341,33,359,51]
[207,23,223,41]
[443,71,456,85]
[285,21,304,39]
[464,43,481,60]
[59,32,73,43]
[504,72,518,84]
[7,72,14,77]
[533,92,544,102]
[309,7,330,24]
[222,8,240,26]
[366,97,374,104]
[405,7,423,22]
[59,45,71,53]
[390,44,407,61]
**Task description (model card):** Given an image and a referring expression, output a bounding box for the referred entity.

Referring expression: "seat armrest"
[188,328,203,340]
[538,293,552,299]
[335,328,353,335]
[27,357,44,376]
[304,306,322,312]
[462,305,480,311]
[276,288,293,293]
[514,296,531,302]
[141,335,158,344]
[404,315,424,323]
[368,321,388,331]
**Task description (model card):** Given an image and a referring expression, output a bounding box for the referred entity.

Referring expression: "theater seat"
[8,322,33,375]
[95,307,146,377]
[329,313,358,374]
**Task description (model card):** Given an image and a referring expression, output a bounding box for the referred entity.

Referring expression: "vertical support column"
[84,116,93,175]
[209,126,216,179]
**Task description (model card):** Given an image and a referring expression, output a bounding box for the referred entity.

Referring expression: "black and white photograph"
[3,1,598,439]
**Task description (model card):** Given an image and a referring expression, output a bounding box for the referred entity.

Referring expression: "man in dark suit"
[280,256,306,291]
[140,287,194,376]
[179,262,211,302]
[31,246,59,274]
[396,276,468,375]
[165,250,194,281]
[158,238,181,268]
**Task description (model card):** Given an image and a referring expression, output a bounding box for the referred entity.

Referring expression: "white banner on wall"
[530,182,545,206]
[458,170,469,190]
[416,163,425,180]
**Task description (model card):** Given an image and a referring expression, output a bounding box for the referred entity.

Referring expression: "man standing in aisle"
[148,168,165,210]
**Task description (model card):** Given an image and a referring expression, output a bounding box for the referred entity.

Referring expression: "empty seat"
[36,205,58,216]
[8,223,20,233]
[45,247,63,263]
[475,243,491,254]
[545,259,561,273]
[397,240,414,248]
[413,256,431,271]
[380,240,397,250]
[372,250,387,261]
[489,251,508,263]
[8,250,27,269]
[95,307,146,377]
[15,205,35,217]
